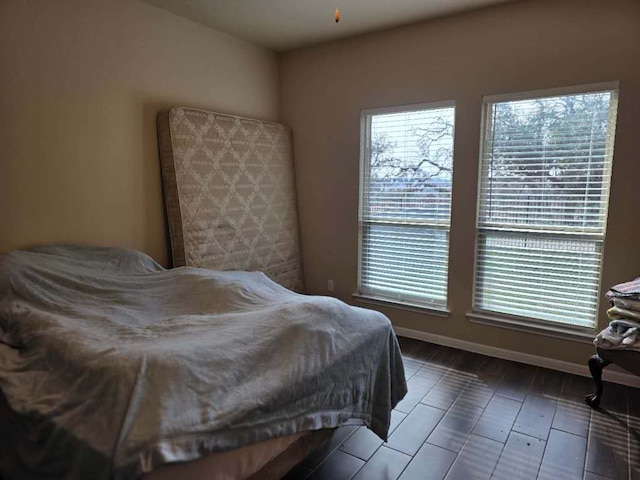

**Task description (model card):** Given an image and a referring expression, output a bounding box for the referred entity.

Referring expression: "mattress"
[138,433,305,480]
[143,430,332,480]
[157,108,304,292]
[0,389,329,480]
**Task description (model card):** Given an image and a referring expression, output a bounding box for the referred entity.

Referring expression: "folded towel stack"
[594,277,640,351]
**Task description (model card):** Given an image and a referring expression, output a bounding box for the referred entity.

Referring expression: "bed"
[0,108,406,479]
[0,245,406,479]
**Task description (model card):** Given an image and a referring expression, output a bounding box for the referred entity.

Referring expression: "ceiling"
[143,0,519,52]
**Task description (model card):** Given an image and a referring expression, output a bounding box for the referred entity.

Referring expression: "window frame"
[470,82,620,333]
[356,100,456,314]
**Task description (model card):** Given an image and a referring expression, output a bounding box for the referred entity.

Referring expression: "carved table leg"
[585,354,610,408]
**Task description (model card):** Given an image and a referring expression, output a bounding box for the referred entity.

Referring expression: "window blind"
[474,88,618,328]
[359,103,455,308]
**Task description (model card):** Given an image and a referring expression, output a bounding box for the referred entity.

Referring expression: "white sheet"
[0,245,407,479]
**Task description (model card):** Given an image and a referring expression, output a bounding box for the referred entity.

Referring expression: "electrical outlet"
[327,280,334,292]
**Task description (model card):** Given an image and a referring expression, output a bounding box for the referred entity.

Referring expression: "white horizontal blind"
[359,103,455,308]
[474,88,619,328]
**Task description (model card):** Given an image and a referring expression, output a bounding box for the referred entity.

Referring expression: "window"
[474,85,619,329]
[358,102,456,309]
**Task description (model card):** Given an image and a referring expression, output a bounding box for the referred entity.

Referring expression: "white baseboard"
[393,325,640,389]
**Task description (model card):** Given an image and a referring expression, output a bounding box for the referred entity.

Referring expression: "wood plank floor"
[283,337,640,480]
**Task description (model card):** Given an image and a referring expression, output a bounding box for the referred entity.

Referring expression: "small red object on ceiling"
[334,8,340,23]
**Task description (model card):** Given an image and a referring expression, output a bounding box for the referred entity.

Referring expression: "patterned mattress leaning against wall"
[157,108,304,292]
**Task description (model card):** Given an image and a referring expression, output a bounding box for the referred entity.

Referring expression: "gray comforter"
[0,245,406,479]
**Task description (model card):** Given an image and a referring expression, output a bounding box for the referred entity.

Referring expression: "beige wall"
[2,0,639,367]
[281,0,640,365]
[0,0,279,266]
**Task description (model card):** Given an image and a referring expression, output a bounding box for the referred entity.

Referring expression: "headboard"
[156,107,304,292]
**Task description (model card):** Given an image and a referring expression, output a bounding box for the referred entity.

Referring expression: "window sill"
[352,293,451,318]
[466,310,596,344]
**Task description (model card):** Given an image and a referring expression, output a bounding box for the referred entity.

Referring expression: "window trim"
[353,293,451,317]
[357,100,456,311]
[481,81,620,104]
[471,82,619,329]
[466,310,597,343]
[360,99,457,118]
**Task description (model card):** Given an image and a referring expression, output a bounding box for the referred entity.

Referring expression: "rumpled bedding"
[594,319,640,351]
[606,277,640,299]
[0,245,406,480]
[594,276,640,351]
